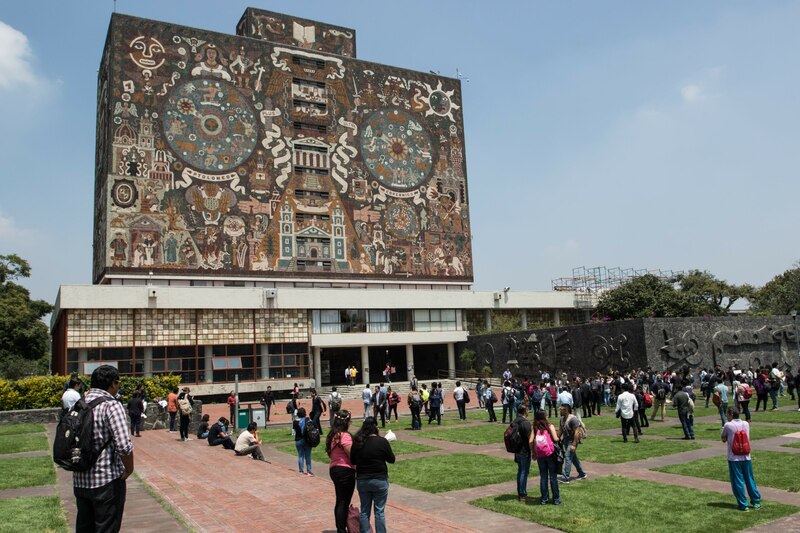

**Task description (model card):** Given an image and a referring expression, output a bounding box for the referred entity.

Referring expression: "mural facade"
[466,317,799,378]
[93,11,472,283]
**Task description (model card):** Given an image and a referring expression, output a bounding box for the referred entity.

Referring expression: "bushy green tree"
[676,270,755,315]
[750,264,800,315]
[0,254,53,379]
[596,274,699,320]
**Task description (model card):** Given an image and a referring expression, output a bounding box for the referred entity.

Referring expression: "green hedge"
[0,374,183,411]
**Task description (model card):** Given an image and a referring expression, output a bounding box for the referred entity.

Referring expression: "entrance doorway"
[320,347,361,386]
[412,344,448,380]
[368,346,406,383]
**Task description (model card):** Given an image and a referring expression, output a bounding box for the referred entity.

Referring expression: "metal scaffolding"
[552,266,684,310]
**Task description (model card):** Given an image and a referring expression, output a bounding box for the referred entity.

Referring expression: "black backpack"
[504,420,524,453]
[53,397,113,472]
[656,386,666,400]
[303,420,321,448]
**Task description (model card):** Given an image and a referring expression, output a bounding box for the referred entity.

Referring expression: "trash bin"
[237,408,250,430]
[251,407,266,428]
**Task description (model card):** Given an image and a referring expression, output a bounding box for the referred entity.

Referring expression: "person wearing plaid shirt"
[73,365,134,533]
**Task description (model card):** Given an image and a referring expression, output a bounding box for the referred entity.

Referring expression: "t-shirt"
[560,414,581,442]
[196,421,210,437]
[673,391,691,415]
[362,388,372,403]
[62,389,81,410]
[235,430,258,453]
[311,396,325,415]
[167,393,178,413]
[514,416,532,456]
[208,422,226,443]
[328,432,354,469]
[351,435,395,480]
[722,419,751,461]
[714,383,729,403]
[453,386,465,401]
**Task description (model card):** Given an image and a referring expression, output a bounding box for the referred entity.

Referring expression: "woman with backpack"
[293,407,314,476]
[326,410,355,533]
[177,387,194,442]
[754,374,768,412]
[351,417,395,533]
[735,378,753,422]
[533,409,561,505]
[426,384,440,426]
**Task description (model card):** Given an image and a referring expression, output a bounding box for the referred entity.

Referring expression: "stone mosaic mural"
[93,10,471,283]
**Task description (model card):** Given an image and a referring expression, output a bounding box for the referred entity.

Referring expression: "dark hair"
[201,414,210,422]
[310,388,317,396]
[296,407,307,418]
[517,404,528,416]
[325,409,352,456]
[352,417,379,452]
[727,407,740,419]
[533,409,549,432]
[247,421,258,432]
[172,387,179,394]
[131,391,139,399]
[90,365,119,390]
[456,381,461,387]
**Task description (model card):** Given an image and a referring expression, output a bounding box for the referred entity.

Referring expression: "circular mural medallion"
[112,179,138,208]
[429,90,452,115]
[360,109,432,190]
[162,80,258,172]
[385,200,419,239]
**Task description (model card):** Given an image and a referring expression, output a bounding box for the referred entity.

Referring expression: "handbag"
[554,442,565,475]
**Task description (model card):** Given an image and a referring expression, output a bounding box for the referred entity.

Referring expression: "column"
[484,309,492,332]
[447,342,456,379]
[259,344,269,380]
[405,344,414,379]
[360,345,369,384]
[204,345,213,383]
[313,346,322,388]
[553,309,561,326]
[142,347,153,378]
[521,309,528,329]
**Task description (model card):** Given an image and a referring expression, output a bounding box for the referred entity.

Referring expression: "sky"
[1,0,799,305]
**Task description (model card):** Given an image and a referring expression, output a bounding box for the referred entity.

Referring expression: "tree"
[0,254,53,379]
[750,264,800,315]
[596,274,700,320]
[676,270,755,315]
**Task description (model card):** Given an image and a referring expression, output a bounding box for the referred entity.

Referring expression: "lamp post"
[792,310,799,360]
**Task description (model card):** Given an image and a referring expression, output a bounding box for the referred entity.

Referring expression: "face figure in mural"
[129,36,165,72]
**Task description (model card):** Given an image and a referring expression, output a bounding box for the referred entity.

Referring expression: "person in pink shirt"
[326,410,355,533]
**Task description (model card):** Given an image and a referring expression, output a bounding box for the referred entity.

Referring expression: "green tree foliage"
[676,270,755,315]
[0,254,53,379]
[596,274,699,320]
[750,265,800,315]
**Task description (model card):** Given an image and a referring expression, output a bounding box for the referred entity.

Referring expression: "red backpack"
[643,392,653,408]
[741,384,753,400]
[731,422,751,456]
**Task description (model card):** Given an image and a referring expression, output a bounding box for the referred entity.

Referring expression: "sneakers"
[752,503,761,510]
[540,499,548,505]
[577,473,588,481]
[558,476,570,484]
[553,499,562,505]
[739,507,750,512]
[184,437,192,441]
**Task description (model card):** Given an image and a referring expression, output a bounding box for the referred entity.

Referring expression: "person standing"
[386,387,399,422]
[326,410,355,533]
[616,383,640,443]
[533,409,560,505]
[558,403,587,483]
[351,417,395,533]
[580,378,592,418]
[293,408,314,476]
[362,383,372,420]
[501,381,515,424]
[126,391,144,438]
[735,379,752,422]
[73,365,134,533]
[408,386,423,429]
[453,381,467,421]
[650,378,667,422]
[260,386,275,423]
[372,386,387,428]
[350,366,358,386]
[714,380,730,427]
[673,386,695,440]
[328,387,343,426]
[226,391,236,427]
[166,388,178,433]
[62,379,82,411]
[721,407,761,512]
[513,405,533,501]
[426,385,440,426]
[768,363,781,409]
[475,380,485,409]
[177,387,193,442]
[309,388,327,435]
[484,381,498,422]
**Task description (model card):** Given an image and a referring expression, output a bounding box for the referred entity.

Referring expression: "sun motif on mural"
[385,200,419,239]
[360,109,432,190]
[162,80,258,172]
[420,81,460,122]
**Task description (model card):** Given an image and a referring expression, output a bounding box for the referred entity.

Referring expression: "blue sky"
[1,1,799,304]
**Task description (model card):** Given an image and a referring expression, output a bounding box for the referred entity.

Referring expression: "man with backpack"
[328,387,342,426]
[557,403,587,483]
[408,385,424,429]
[721,407,761,512]
[70,365,134,532]
[510,405,533,501]
[651,378,667,422]
[501,381,516,424]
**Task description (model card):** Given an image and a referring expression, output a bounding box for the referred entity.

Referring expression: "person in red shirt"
[227,391,236,426]
[167,388,179,432]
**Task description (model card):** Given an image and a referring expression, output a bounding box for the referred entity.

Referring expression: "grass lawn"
[416,423,505,445]
[654,450,800,492]
[781,441,800,449]
[577,436,706,464]
[470,475,798,532]
[0,456,56,490]
[0,496,68,533]
[580,415,625,431]
[389,453,517,493]
[275,439,439,465]
[749,409,800,424]
[0,433,48,454]
[0,423,46,436]
[645,423,793,441]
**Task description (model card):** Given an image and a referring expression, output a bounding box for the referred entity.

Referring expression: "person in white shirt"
[362,384,373,420]
[61,379,82,410]
[453,381,466,421]
[615,382,639,443]
[234,422,268,461]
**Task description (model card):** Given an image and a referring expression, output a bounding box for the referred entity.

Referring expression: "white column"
[260,344,269,380]
[553,309,561,326]
[360,345,369,384]
[484,309,492,331]
[447,342,456,379]
[142,347,153,378]
[313,346,322,388]
[405,344,414,379]
[521,309,528,329]
[204,345,213,383]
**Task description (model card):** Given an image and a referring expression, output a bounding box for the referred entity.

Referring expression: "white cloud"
[680,65,726,104]
[680,83,703,102]
[0,21,38,89]
[0,210,39,246]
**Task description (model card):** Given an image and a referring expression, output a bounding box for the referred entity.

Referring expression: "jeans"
[168,411,177,431]
[603,390,611,406]
[739,400,751,421]
[621,416,639,441]
[179,414,190,440]
[129,414,142,435]
[638,408,649,428]
[358,477,389,533]
[718,403,729,426]
[502,403,513,423]
[363,402,371,420]
[388,404,398,420]
[295,440,312,473]
[728,460,761,510]
[74,477,126,533]
[456,399,466,420]
[546,398,555,417]
[562,437,585,478]
[515,453,531,497]
[209,436,235,449]
[311,412,323,434]
[678,411,694,439]
[769,389,779,409]
[411,406,422,429]
[537,454,560,503]
[330,466,356,533]
[486,403,497,421]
